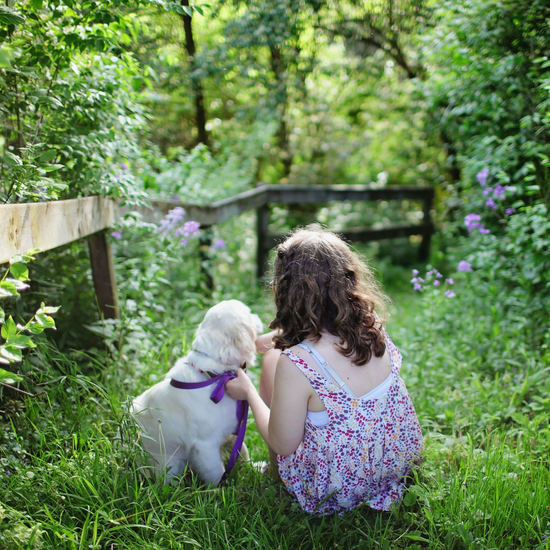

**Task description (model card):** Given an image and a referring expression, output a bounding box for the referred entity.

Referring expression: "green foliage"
[0,253,60,387]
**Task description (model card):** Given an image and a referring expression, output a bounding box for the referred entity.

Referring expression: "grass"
[1,218,549,549]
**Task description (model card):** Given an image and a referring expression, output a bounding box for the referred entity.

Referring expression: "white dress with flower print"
[277,332,423,515]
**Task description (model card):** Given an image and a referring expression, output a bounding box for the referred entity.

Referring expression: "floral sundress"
[277,331,423,515]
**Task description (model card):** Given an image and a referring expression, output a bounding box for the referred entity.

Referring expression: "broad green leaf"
[36,314,55,329]
[0,45,13,69]
[5,278,29,291]
[28,322,45,335]
[1,316,17,339]
[9,264,29,281]
[0,367,23,384]
[37,305,60,315]
[30,0,43,10]
[0,345,22,363]
[7,334,35,349]
[9,254,33,264]
[3,151,23,167]
[182,5,193,16]
[0,281,18,297]
[38,149,57,163]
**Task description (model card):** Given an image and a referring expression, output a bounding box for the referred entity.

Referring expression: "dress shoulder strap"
[298,342,354,396]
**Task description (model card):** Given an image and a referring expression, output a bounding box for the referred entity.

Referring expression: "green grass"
[1,222,549,549]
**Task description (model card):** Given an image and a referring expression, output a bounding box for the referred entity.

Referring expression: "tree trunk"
[181,0,208,147]
[270,45,292,178]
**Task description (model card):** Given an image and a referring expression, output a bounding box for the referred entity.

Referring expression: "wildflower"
[156,207,186,234]
[485,198,497,209]
[457,261,472,272]
[435,272,442,278]
[483,187,493,196]
[446,278,454,285]
[182,220,200,236]
[478,226,490,234]
[433,280,440,286]
[118,162,129,171]
[464,213,481,233]
[180,238,188,246]
[445,290,456,298]
[505,208,516,215]
[211,238,226,250]
[493,185,507,199]
[413,283,422,291]
[110,230,122,241]
[476,168,489,186]
[412,269,419,276]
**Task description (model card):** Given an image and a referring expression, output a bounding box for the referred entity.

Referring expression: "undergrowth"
[0,215,549,549]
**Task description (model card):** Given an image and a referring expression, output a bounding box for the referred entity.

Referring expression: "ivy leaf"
[0,367,23,384]
[1,316,17,339]
[0,345,23,363]
[9,264,29,281]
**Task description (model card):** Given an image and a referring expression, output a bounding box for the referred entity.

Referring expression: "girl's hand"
[226,368,257,401]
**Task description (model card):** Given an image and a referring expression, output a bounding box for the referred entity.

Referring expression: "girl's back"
[277,330,423,515]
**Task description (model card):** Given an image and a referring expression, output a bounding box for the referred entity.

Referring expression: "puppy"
[131,300,262,485]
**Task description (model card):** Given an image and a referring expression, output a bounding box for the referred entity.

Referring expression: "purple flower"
[483,187,493,196]
[413,283,422,291]
[180,238,188,246]
[182,220,200,237]
[170,195,180,203]
[412,269,419,276]
[118,162,129,171]
[211,238,226,250]
[457,261,472,272]
[110,230,122,241]
[478,225,490,234]
[156,207,186,234]
[445,290,456,298]
[446,278,454,285]
[476,168,489,186]
[493,185,507,199]
[433,280,440,286]
[505,208,516,215]
[464,213,481,233]
[435,272,442,278]
[485,198,497,209]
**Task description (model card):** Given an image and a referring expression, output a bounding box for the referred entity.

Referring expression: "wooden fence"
[1,184,434,319]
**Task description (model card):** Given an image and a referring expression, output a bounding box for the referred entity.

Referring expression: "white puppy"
[132,300,262,485]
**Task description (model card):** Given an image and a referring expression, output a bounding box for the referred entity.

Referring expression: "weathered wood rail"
[1,184,434,319]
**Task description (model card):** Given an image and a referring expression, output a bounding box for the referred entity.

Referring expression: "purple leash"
[170,371,248,481]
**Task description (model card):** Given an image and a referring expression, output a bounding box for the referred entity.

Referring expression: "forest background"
[0,0,550,548]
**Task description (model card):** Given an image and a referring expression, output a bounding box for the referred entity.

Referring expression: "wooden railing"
[1,184,434,319]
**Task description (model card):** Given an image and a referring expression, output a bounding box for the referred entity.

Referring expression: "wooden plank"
[0,196,116,264]
[88,232,120,319]
[266,223,434,250]
[123,185,271,227]
[267,185,435,204]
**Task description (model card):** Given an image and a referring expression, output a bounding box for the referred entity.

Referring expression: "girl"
[227,229,423,514]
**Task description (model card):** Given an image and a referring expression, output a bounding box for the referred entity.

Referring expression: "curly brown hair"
[268,228,388,366]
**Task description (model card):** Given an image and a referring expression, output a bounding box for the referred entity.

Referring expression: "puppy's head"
[190,300,263,372]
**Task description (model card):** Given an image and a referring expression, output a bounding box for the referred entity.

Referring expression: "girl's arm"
[226,353,310,456]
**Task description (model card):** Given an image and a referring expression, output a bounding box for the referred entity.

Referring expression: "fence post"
[256,204,270,279]
[418,194,434,261]
[88,232,120,319]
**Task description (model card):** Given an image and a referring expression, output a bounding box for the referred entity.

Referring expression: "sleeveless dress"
[277,331,423,515]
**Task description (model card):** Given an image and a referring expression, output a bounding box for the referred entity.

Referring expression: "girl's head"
[269,228,387,365]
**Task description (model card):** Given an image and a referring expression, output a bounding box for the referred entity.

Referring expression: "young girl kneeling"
[226,229,423,515]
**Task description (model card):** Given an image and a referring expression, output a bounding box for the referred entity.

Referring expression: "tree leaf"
[7,334,35,349]
[1,316,17,339]
[36,314,55,329]
[9,264,29,281]
[3,151,23,167]
[28,322,45,335]
[0,5,25,26]
[38,149,57,163]
[5,278,29,291]
[0,345,22,363]
[0,367,23,384]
